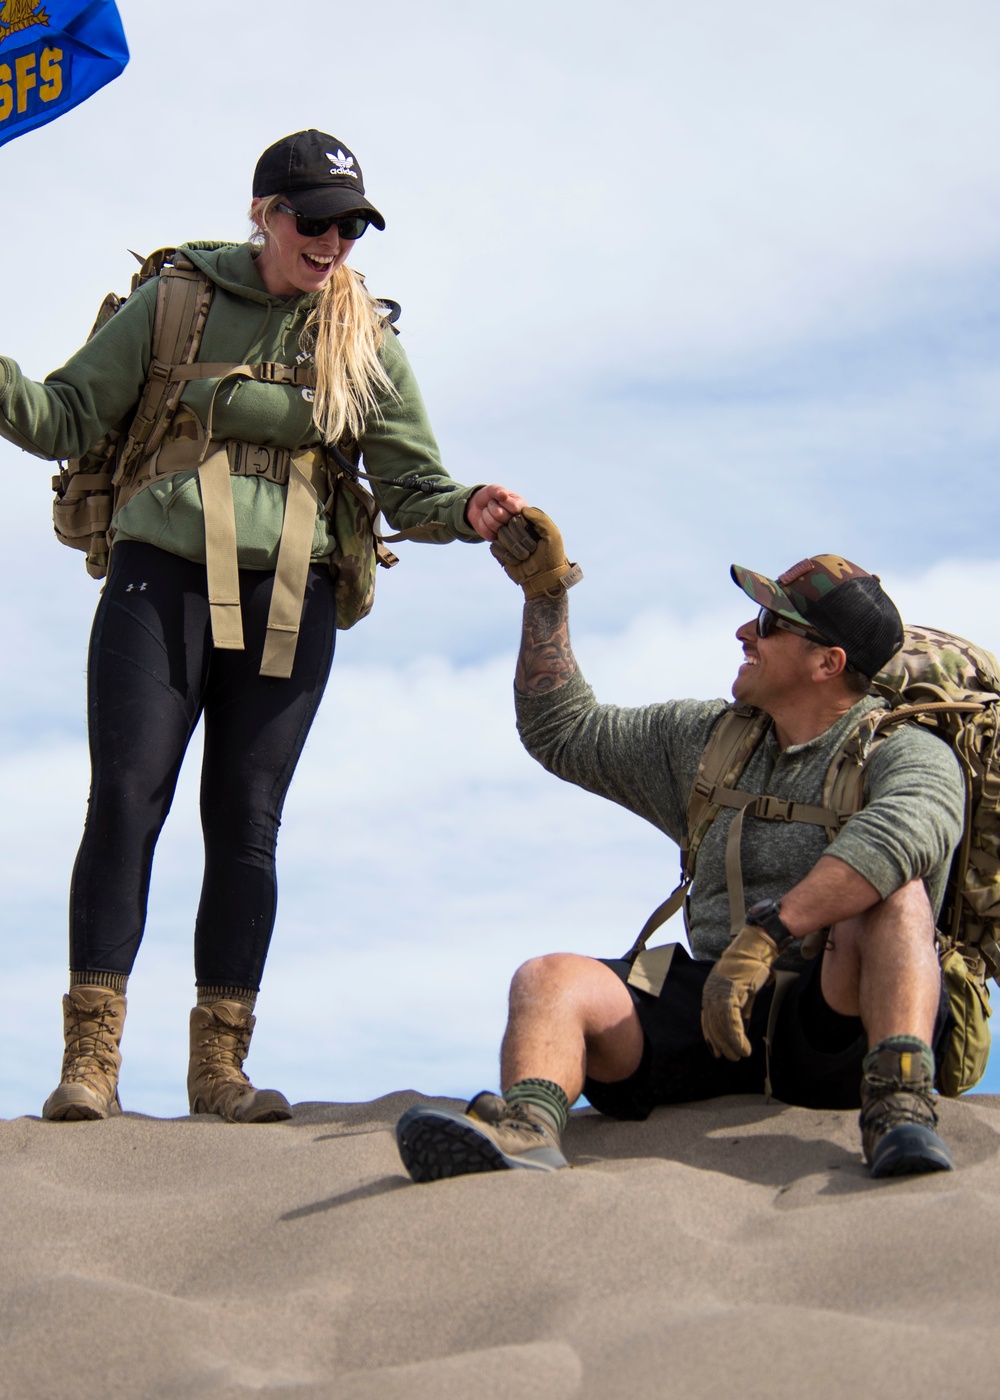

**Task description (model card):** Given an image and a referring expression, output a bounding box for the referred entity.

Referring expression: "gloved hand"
[491,507,583,598]
[701,923,783,1061]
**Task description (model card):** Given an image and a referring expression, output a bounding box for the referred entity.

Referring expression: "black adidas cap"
[253,130,386,230]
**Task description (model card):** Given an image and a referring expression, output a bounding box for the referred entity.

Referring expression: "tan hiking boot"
[860,1038,954,1178]
[43,986,126,1121]
[396,1091,569,1181]
[187,1000,292,1123]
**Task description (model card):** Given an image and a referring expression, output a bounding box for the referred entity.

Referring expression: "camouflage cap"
[730,555,904,679]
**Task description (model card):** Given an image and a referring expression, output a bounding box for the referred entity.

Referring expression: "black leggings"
[70,541,336,989]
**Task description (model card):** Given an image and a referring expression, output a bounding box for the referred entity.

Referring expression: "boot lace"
[63,1004,121,1089]
[192,1020,253,1086]
[499,1103,556,1146]
[860,1064,939,1159]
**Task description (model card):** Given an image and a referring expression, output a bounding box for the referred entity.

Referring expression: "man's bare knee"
[547,957,641,1080]
[510,953,635,1023]
[506,953,643,1085]
[509,952,593,1008]
[501,953,643,1097]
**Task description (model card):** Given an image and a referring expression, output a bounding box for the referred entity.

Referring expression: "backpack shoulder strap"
[116,252,214,479]
[820,704,893,820]
[822,699,986,830]
[684,705,772,878]
[624,706,769,966]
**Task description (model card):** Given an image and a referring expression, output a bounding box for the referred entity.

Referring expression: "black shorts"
[583,944,955,1120]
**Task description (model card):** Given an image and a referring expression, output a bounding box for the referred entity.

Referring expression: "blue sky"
[1,0,999,1115]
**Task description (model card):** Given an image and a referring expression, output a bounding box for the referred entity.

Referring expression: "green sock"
[864,1035,934,1081]
[505,1078,570,1136]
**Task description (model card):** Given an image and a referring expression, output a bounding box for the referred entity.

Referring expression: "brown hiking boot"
[187,1000,292,1123]
[860,1038,954,1178]
[43,986,126,1121]
[396,1091,568,1182]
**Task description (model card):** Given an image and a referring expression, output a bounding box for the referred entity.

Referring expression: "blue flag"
[0,0,128,148]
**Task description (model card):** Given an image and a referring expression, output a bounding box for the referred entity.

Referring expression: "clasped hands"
[466,484,526,541]
[466,487,582,598]
[701,921,824,1061]
[490,506,583,598]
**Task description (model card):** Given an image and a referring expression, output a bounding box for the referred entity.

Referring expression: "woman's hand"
[466,484,528,541]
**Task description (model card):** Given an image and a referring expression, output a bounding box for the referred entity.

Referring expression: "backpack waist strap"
[117,430,329,679]
[140,434,306,488]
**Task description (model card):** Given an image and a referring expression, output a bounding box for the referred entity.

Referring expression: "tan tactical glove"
[701,924,783,1062]
[491,507,583,598]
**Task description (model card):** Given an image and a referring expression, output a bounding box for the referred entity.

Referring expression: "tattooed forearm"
[515,594,577,695]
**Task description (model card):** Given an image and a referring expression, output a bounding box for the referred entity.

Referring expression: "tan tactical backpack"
[626,626,1000,1096]
[51,248,211,579]
[51,249,414,672]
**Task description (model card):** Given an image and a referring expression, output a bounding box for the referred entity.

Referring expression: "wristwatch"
[745,898,795,953]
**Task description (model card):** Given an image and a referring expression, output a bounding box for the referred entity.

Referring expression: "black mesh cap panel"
[805,577,904,678]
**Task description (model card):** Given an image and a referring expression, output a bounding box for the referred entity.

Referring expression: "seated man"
[397,526,965,1182]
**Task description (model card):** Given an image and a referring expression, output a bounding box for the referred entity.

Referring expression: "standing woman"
[0,129,524,1122]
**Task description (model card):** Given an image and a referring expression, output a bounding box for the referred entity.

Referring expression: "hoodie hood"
[178,241,313,308]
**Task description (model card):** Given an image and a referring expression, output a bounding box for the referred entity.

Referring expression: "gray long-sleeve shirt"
[516,670,964,965]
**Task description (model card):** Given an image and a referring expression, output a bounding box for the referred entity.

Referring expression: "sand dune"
[1,1092,997,1398]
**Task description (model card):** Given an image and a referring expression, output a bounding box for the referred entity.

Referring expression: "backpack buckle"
[256,362,312,386]
[227,440,290,485]
[753,795,793,822]
[255,362,290,384]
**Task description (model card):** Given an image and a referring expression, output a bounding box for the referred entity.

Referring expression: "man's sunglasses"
[274,202,369,240]
[755,606,862,674]
[756,607,830,647]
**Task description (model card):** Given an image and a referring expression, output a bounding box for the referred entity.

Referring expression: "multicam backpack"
[625,626,1000,1097]
[51,250,422,662]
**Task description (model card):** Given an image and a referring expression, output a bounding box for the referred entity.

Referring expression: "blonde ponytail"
[250,197,398,444]
[302,265,398,444]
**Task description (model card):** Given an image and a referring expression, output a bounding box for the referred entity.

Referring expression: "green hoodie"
[0,242,481,569]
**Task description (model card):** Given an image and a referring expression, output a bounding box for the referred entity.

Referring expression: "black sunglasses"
[274,202,369,240]
[755,606,862,674]
[750,604,862,674]
[756,607,830,647]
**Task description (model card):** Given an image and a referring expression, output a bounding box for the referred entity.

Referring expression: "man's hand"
[701,924,783,1061]
[491,507,583,597]
[466,484,527,541]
